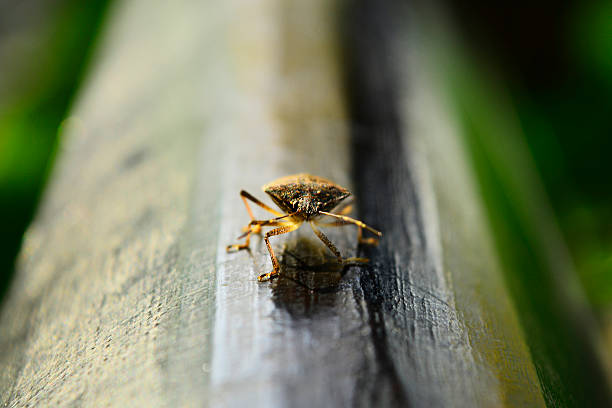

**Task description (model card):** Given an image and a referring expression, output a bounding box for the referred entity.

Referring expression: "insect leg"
[358,226,379,246]
[228,191,289,253]
[318,211,382,246]
[238,212,294,237]
[240,190,283,219]
[310,222,342,263]
[311,222,370,264]
[331,199,353,216]
[258,222,302,281]
[312,219,352,228]
[336,204,353,216]
[226,218,290,252]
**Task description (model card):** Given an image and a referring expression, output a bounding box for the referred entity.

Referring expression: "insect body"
[226,173,382,281]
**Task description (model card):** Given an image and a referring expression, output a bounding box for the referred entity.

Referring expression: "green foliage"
[425,16,612,404]
[0,0,111,301]
[516,0,612,309]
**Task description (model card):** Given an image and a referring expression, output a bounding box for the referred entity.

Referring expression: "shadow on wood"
[270,237,347,319]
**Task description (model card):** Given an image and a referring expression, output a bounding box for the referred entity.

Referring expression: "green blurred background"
[445,0,612,315]
[0,0,111,300]
[0,0,610,350]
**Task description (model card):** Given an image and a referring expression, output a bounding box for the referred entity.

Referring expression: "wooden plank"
[342,2,545,406]
[0,1,214,406]
[0,0,582,407]
[409,4,612,406]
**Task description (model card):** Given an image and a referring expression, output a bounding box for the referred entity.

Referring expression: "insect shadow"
[269,235,362,320]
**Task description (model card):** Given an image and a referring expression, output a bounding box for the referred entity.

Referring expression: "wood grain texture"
[406,4,612,406]
[0,0,570,407]
[342,2,545,406]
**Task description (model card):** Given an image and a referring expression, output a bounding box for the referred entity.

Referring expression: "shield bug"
[226,173,382,281]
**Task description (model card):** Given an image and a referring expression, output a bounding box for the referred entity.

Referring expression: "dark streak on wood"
[341,1,530,406]
[341,1,611,407]
[344,1,422,405]
[356,269,411,407]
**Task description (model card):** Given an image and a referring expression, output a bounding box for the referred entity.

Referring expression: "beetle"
[226,173,382,281]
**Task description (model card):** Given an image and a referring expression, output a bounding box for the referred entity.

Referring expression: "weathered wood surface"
[0,0,606,407]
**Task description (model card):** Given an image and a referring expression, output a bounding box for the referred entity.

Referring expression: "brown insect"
[226,173,382,281]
